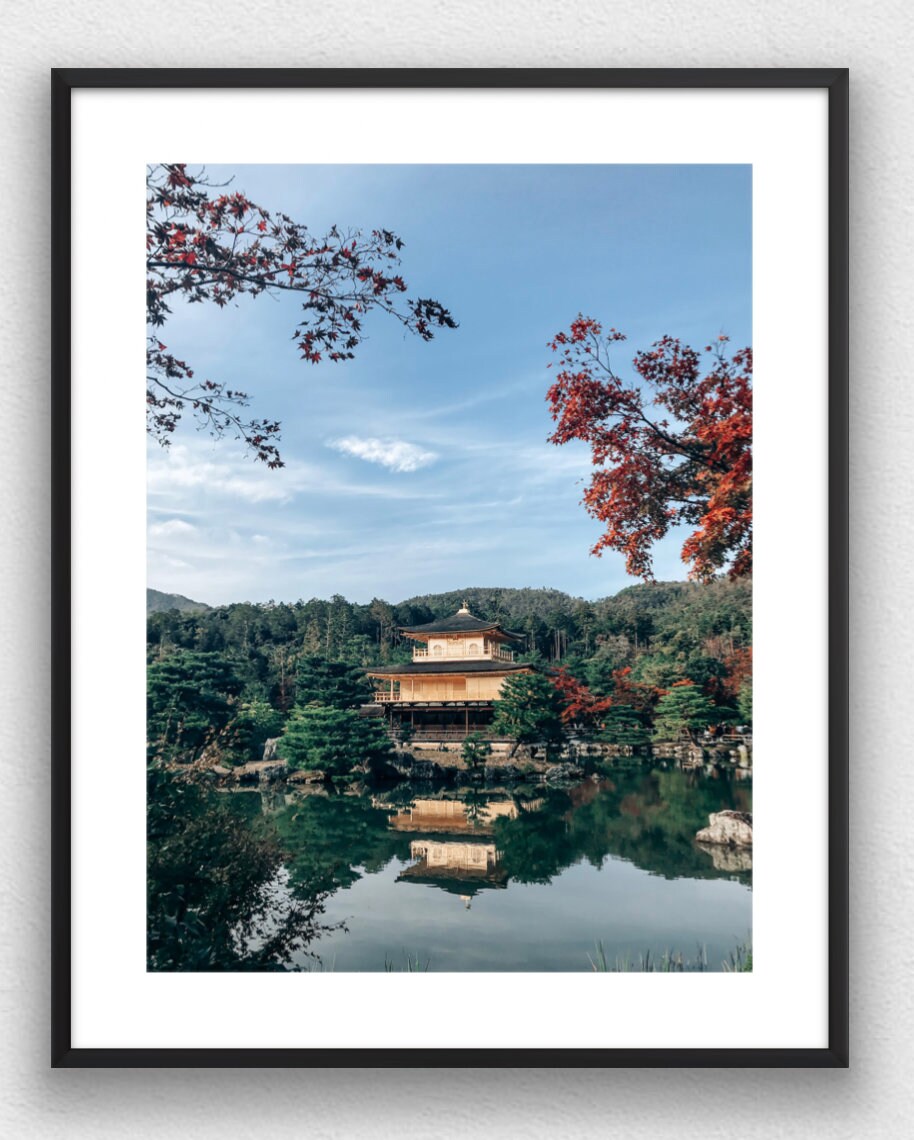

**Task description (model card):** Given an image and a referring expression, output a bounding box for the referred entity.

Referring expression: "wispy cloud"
[147,444,299,504]
[327,436,438,473]
[405,371,548,423]
[148,518,198,539]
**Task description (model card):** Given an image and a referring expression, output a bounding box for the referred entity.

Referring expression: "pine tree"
[492,672,566,749]
[652,681,735,742]
[147,650,243,760]
[278,704,393,778]
[596,705,651,748]
[223,698,286,765]
[461,732,493,770]
[294,656,369,710]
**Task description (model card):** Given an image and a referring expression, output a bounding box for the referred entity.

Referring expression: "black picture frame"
[51,66,849,1069]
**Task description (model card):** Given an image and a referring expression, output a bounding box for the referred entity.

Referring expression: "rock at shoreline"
[696,810,753,847]
[258,761,288,785]
[395,756,455,782]
[262,737,280,763]
[543,763,585,784]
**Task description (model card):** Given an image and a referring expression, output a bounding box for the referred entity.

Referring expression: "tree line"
[147,578,752,769]
[148,580,750,679]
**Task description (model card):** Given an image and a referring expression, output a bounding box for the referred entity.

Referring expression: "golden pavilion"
[365,602,532,739]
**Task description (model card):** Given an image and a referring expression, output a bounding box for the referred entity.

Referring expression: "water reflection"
[399,840,508,900]
[268,768,753,901]
[698,843,753,873]
[384,795,538,834]
[155,764,752,971]
[146,767,339,972]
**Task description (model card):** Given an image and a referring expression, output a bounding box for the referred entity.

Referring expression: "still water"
[226,765,752,972]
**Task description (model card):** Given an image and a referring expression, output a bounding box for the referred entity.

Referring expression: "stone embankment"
[653,739,752,769]
[191,733,751,788]
[203,743,591,788]
[386,747,587,785]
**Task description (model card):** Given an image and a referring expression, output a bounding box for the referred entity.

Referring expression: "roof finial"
[457,599,471,614]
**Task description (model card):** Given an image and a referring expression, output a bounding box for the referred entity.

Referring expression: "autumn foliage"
[608,666,664,717]
[546,316,752,581]
[705,646,753,707]
[550,666,614,730]
[146,164,456,465]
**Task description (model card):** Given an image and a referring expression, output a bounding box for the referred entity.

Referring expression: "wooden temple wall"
[387,675,508,701]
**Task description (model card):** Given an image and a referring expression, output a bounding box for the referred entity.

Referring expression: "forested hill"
[147,588,211,615]
[398,586,582,624]
[146,578,751,706]
[398,581,750,639]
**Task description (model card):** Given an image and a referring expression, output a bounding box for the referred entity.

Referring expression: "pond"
[197,764,752,972]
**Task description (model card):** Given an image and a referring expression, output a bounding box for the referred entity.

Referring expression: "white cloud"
[148,518,197,538]
[147,443,299,504]
[148,440,440,508]
[327,436,437,473]
[148,552,193,572]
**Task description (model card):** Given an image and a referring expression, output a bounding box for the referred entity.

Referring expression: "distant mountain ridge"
[147,588,211,615]
[396,586,583,622]
[392,581,750,629]
[147,581,748,623]
[147,578,751,686]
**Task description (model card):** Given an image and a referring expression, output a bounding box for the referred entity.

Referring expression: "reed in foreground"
[588,938,751,972]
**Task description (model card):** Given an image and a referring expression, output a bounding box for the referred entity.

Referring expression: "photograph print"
[145,160,753,974]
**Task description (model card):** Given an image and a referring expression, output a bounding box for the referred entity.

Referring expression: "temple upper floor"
[411,635,515,663]
[399,603,524,661]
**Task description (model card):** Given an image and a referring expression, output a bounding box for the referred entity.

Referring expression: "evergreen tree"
[295,655,369,709]
[279,704,393,778]
[461,731,493,770]
[596,705,651,749]
[147,650,244,760]
[223,698,286,765]
[652,681,735,742]
[492,672,566,749]
[737,678,753,725]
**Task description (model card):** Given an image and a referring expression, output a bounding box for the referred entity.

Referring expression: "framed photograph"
[53,68,848,1067]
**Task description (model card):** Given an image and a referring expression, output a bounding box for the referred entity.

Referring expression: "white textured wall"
[0,2,909,1135]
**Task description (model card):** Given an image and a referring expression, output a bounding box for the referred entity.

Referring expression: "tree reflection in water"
[147,766,340,971]
[494,766,754,887]
[148,764,751,971]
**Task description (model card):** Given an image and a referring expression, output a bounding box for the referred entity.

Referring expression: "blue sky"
[147,164,751,606]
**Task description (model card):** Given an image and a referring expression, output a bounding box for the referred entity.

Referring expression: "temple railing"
[411,646,514,662]
[372,692,498,704]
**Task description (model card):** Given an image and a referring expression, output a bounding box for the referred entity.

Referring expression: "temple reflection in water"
[380,796,541,906]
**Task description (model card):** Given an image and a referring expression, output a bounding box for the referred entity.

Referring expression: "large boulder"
[262,737,281,763]
[696,810,753,847]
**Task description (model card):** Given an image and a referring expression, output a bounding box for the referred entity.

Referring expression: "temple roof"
[366,660,533,676]
[394,874,507,896]
[398,603,524,641]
